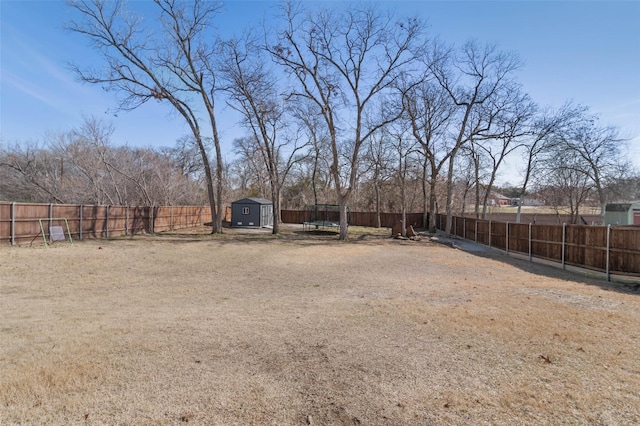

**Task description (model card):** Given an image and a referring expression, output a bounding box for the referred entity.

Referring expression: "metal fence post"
[562,223,566,271]
[49,203,53,240]
[606,225,611,281]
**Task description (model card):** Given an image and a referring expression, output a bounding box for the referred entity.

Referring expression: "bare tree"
[604,172,640,202]
[219,35,308,234]
[1,116,206,206]
[361,129,394,228]
[68,0,226,232]
[430,40,523,234]
[232,136,271,199]
[62,116,129,205]
[514,102,586,222]
[560,116,628,219]
[290,99,333,208]
[475,86,535,218]
[1,118,119,205]
[269,2,423,239]
[539,149,594,224]
[401,76,456,232]
[458,139,487,218]
[168,136,205,181]
[388,125,419,236]
[0,141,66,203]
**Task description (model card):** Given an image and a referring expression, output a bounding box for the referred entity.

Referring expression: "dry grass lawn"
[1,225,639,425]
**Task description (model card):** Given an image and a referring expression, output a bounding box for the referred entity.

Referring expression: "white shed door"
[261,205,273,227]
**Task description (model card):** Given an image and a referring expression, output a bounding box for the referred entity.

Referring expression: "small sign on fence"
[49,226,66,242]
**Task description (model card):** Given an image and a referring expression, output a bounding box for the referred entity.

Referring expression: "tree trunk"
[428,178,438,233]
[445,157,456,235]
[375,183,381,228]
[515,195,524,223]
[272,186,280,235]
[474,156,481,219]
[212,122,225,234]
[339,199,349,240]
[193,134,219,234]
[401,183,407,238]
[422,157,428,230]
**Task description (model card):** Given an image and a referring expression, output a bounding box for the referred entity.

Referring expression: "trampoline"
[302,204,347,232]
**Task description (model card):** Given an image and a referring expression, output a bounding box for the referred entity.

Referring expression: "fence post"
[79,204,83,240]
[562,223,566,271]
[10,202,15,246]
[49,203,53,240]
[489,220,492,248]
[506,222,509,255]
[528,222,532,262]
[463,217,466,240]
[106,205,110,238]
[170,205,173,231]
[606,225,611,281]
[125,205,129,236]
[474,220,478,243]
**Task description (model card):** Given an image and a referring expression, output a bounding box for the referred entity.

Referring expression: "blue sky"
[1,1,639,184]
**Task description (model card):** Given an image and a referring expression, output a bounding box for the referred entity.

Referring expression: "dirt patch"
[1,225,639,424]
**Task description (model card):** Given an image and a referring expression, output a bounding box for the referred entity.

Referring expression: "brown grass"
[1,225,639,425]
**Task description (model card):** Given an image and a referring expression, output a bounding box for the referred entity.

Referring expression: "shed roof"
[605,201,640,212]
[232,197,272,205]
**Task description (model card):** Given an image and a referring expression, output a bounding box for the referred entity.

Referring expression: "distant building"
[488,192,511,206]
[604,202,640,226]
[519,198,544,207]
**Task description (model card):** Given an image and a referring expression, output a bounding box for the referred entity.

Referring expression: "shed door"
[261,204,273,227]
[634,210,640,225]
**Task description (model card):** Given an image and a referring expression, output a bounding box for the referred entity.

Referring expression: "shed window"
[242,207,250,215]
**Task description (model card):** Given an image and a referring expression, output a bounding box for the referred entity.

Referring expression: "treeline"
[0,118,209,207]
[2,1,638,237]
[2,114,637,224]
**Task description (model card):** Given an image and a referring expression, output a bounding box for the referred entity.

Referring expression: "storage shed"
[604,201,640,226]
[231,197,274,228]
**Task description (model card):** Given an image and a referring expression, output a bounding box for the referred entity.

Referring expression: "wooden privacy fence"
[0,201,221,246]
[281,209,423,228]
[437,214,640,279]
[5,201,636,278]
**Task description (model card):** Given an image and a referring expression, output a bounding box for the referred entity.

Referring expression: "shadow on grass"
[442,241,640,295]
